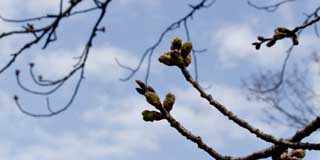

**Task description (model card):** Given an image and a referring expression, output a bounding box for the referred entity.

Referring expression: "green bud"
[273,27,292,40]
[163,93,175,111]
[159,52,175,66]
[266,39,276,47]
[136,88,145,95]
[183,54,192,67]
[171,50,185,67]
[257,36,265,41]
[171,37,182,51]
[136,80,146,90]
[291,149,305,158]
[145,91,161,108]
[142,110,163,122]
[147,86,156,93]
[273,33,286,40]
[274,27,291,34]
[181,41,193,57]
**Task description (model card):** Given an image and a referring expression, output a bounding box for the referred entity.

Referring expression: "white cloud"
[211,24,289,68]
[0,0,58,18]
[82,94,164,152]
[0,143,11,159]
[0,92,162,160]
[33,51,76,78]
[86,46,139,80]
[0,91,30,128]
[33,45,139,82]
[0,92,160,160]
[214,25,255,58]
[12,129,139,160]
[274,2,296,27]
[23,1,59,15]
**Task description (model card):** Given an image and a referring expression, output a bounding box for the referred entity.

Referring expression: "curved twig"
[13,0,112,117]
[247,0,296,12]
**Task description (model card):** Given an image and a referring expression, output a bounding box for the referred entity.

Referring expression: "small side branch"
[247,0,296,12]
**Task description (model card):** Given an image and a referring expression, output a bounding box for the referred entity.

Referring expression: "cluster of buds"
[159,37,192,67]
[135,80,176,122]
[252,27,299,50]
[279,149,305,160]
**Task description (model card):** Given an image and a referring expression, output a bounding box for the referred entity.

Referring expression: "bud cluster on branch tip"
[280,149,305,160]
[141,110,164,122]
[163,93,175,112]
[159,37,192,67]
[252,27,299,50]
[135,80,156,95]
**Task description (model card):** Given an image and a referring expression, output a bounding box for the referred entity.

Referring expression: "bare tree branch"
[4,0,112,117]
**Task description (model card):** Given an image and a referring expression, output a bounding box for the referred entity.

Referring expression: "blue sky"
[1,0,320,159]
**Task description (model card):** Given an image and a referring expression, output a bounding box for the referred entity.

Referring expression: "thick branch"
[179,66,320,150]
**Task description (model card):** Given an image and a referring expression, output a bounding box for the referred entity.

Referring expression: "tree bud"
[181,41,193,57]
[274,27,291,34]
[291,149,305,158]
[184,54,192,67]
[145,91,161,108]
[171,50,185,67]
[171,37,182,51]
[266,39,276,47]
[273,33,286,40]
[141,110,163,122]
[163,93,175,111]
[257,36,265,41]
[159,52,174,66]
[136,88,145,95]
[136,80,146,90]
[147,86,156,93]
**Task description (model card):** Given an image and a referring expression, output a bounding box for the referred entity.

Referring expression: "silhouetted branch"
[9,0,112,117]
[248,46,293,94]
[244,53,320,128]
